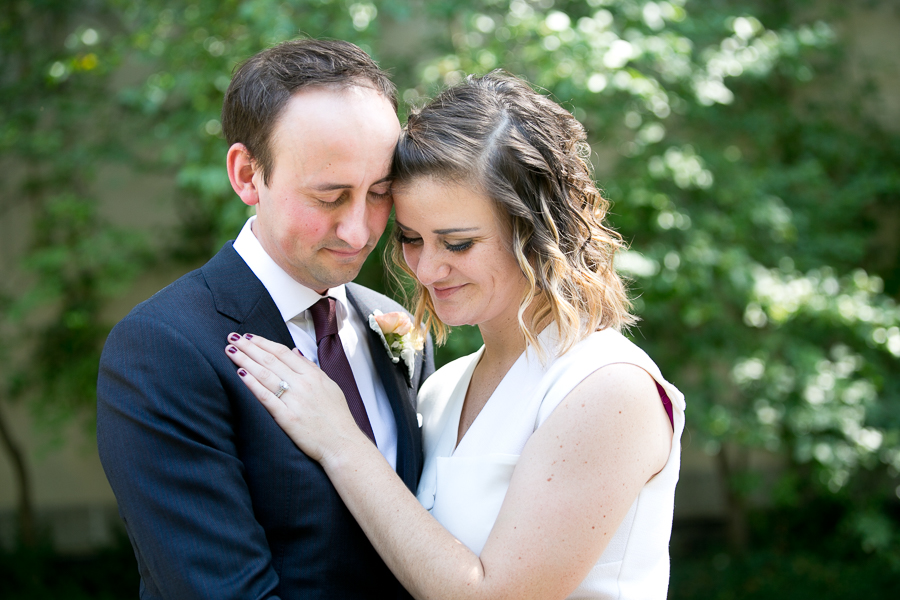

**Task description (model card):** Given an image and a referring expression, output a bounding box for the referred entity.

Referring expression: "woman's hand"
[225,333,363,463]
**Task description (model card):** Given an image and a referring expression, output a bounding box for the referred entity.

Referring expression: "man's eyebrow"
[309,176,392,192]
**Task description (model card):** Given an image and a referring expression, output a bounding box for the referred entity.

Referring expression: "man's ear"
[227,143,261,206]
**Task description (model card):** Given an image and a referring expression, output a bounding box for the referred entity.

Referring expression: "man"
[97,39,433,599]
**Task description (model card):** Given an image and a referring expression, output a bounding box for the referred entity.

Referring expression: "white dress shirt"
[233,216,398,469]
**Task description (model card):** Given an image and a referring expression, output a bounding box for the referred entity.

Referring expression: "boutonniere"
[368,310,424,384]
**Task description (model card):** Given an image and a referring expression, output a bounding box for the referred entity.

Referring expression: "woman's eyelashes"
[444,240,473,253]
[398,232,422,246]
[397,232,474,253]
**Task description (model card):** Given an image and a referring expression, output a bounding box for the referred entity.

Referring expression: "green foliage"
[394,0,900,558]
[2,0,898,572]
[670,548,900,600]
[670,495,900,596]
[0,533,139,599]
[110,0,392,257]
[0,1,153,434]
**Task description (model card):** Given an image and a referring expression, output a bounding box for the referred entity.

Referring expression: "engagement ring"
[275,380,290,398]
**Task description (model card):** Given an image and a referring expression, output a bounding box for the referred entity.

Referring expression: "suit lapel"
[201,243,294,348]
[346,286,422,492]
[203,247,421,490]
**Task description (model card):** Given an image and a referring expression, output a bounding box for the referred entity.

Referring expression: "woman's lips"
[431,284,466,300]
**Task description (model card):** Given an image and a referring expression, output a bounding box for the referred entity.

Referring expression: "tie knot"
[309,297,339,343]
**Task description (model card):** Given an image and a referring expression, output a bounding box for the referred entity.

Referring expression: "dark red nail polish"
[227,346,237,354]
[229,333,240,342]
[244,333,254,339]
[238,369,247,377]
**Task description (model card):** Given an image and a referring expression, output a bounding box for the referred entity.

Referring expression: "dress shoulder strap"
[535,328,685,432]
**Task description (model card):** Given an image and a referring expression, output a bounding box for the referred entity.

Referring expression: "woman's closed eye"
[444,240,473,253]
[398,232,423,246]
[398,233,474,254]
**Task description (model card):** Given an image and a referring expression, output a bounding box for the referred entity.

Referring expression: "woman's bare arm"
[226,333,672,600]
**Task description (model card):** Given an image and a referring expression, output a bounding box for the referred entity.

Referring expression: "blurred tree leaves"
[1,0,898,562]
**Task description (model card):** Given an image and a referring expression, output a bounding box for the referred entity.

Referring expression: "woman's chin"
[434,311,476,328]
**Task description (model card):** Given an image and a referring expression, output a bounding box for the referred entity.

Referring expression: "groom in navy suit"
[97,39,432,599]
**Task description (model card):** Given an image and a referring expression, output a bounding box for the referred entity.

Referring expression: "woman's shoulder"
[538,327,685,423]
[561,328,662,374]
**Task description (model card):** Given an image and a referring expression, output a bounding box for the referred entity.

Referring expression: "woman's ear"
[227,143,260,206]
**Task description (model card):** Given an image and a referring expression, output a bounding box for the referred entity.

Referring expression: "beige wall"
[835,0,900,132]
[0,402,118,551]
[0,262,195,552]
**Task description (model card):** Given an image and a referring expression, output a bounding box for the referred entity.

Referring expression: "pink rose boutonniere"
[368,310,424,384]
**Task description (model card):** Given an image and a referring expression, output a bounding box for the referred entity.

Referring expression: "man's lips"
[324,247,366,260]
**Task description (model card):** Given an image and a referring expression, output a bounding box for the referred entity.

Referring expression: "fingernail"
[238,369,247,377]
[244,333,254,339]
[227,346,237,354]
[229,333,240,342]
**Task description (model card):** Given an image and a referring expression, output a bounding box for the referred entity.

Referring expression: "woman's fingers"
[224,331,362,464]
[225,333,316,397]
[242,333,310,370]
[225,341,289,396]
[233,365,327,461]
[232,366,292,419]
[229,333,310,376]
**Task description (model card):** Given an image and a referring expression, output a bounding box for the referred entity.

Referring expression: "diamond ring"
[274,380,290,399]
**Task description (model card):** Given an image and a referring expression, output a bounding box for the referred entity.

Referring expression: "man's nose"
[334,194,371,250]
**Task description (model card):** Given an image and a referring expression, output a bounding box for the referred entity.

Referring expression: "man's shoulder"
[122,265,212,325]
[111,243,245,335]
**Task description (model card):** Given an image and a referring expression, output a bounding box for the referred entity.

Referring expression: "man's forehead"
[271,85,397,140]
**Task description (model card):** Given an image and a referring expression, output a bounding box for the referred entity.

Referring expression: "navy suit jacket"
[97,243,433,599]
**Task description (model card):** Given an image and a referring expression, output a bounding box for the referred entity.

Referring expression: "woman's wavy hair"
[390,70,635,356]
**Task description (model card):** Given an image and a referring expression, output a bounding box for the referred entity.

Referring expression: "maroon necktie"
[308,297,376,444]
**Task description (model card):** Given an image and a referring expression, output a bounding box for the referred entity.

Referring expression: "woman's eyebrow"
[395,222,480,235]
[433,227,479,235]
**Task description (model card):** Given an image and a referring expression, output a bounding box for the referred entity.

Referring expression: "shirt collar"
[232,216,350,322]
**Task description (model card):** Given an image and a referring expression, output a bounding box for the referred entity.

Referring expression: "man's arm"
[98,313,281,599]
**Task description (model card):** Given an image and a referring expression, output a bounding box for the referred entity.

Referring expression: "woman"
[225,71,684,599]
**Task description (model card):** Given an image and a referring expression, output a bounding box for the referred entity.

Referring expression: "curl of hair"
[389,71,635,358]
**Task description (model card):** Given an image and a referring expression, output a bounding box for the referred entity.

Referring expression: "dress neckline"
[451,325,563,454]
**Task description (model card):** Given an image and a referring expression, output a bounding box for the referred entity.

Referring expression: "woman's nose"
[412,245,450,286]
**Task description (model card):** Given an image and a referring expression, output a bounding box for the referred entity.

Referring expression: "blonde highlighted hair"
[389,71,635,357]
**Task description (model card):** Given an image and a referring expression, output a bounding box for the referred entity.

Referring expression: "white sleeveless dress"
[415,327,685,599]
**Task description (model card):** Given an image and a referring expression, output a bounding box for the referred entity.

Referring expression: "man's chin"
[309,259,368,289]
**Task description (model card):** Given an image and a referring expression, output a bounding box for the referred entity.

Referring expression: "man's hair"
[222,38,397,185]
[390,71,634,357]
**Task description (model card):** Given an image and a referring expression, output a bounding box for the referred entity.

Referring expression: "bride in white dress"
[226,71,685,600]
